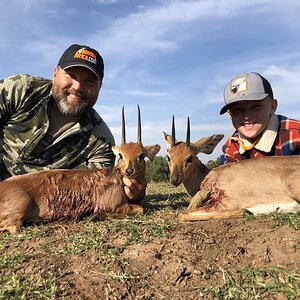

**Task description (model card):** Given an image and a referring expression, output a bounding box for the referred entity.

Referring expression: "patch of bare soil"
[122,218,299,299]
[2,214,299,299]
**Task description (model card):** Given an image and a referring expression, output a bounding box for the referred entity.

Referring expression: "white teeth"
[69,94,80,100]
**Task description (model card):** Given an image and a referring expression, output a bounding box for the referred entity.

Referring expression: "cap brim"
[60,63,101,80]
[219,93,269,115]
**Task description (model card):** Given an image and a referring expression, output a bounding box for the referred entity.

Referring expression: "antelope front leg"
[0,225,22,234]
[91,204,144,221]
[128,204,144,214]
[188,189,211,211]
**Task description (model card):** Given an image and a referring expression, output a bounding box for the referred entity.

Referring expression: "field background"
[1,181,299,299]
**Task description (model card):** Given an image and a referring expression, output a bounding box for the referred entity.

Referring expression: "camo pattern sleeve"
[85,115,116,169]
[0,74,53,178]
[81,109,116,169]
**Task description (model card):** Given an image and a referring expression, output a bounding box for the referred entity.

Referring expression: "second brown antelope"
[163,117,300,221]
[0,106,161,234]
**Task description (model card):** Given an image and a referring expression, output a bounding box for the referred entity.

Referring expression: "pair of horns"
[171,116,190,147]
[121,105,142,144]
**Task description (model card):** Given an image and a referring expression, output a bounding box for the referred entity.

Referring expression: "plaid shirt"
[221,115,300,164]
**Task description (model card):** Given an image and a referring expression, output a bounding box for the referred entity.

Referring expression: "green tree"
[206,155,221,169]
[146,156,169,182]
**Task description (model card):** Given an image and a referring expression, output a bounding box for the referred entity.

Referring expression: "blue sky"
[1,0,300,162]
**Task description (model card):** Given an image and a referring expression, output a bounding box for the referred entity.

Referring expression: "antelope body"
[0,106,160,233]
[163,117,300,221]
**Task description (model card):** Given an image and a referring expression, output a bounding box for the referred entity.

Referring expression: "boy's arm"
[221,139,241,164]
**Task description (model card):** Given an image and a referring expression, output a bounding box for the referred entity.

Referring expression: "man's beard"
[52,86,92,118]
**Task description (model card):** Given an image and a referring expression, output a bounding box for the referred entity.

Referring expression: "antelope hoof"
[0,225,22,235]
[188,190,211,211]
[89,213,108,221]
[130,204,144,214]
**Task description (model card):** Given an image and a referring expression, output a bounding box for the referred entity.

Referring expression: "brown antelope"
[0,106,161,234]
[163,117,300,221]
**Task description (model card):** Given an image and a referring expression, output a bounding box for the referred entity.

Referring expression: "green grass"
[199,265,300,300]
[0,273,57,300]
[269,212,300,230]
[0,253,33,269]
[244,210,300,230]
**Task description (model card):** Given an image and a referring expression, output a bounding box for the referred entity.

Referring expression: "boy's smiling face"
[228,97,278,141]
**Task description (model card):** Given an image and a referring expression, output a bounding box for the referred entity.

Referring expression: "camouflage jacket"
[0,74,115,180]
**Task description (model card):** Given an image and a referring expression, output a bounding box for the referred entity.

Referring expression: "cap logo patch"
[74,48,97,65]
[230,76,247,94]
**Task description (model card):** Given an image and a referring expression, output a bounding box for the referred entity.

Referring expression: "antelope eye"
[187,156,193,164]
[118,153,123,161]
[138,153,146,161]
[165,155,170,162]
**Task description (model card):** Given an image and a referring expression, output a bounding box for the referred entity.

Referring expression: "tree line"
[145,156,221,182]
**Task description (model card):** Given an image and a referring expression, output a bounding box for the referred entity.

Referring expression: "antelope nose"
[170,175,181,187]
[126,167,134,176]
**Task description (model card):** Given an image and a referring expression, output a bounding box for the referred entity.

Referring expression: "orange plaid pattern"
[221,115,300,164]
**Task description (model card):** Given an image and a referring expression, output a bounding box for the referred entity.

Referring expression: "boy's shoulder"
[277,114,300,130]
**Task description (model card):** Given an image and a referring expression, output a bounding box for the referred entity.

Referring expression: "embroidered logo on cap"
[74,48,97,65]
[230,76,247,94]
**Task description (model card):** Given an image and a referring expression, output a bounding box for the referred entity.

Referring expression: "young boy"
[220,72,300,164]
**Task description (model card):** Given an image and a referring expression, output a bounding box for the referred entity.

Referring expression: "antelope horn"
[122,106,126,144]
[137,105,141,143]
[186,117,190,148]
[171,115,176,147]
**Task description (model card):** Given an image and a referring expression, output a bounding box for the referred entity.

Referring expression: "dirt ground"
[1,184,300,299]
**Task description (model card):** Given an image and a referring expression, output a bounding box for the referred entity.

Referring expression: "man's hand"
[123,177,147,203]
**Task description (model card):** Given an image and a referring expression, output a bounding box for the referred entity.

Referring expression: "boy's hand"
[123,177,147,203]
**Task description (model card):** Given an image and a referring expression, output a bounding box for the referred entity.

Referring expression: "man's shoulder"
[84,108,104,127]
[83,109,115,145]
[3,74,50,83]
[2,74,51,91]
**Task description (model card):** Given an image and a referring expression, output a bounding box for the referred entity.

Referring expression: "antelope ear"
[112,146,121,156]
[162,131,177,149]
[194,134,224,155]
[144,144,161,161]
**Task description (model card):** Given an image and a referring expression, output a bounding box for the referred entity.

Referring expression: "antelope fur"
[0,106,161,233]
